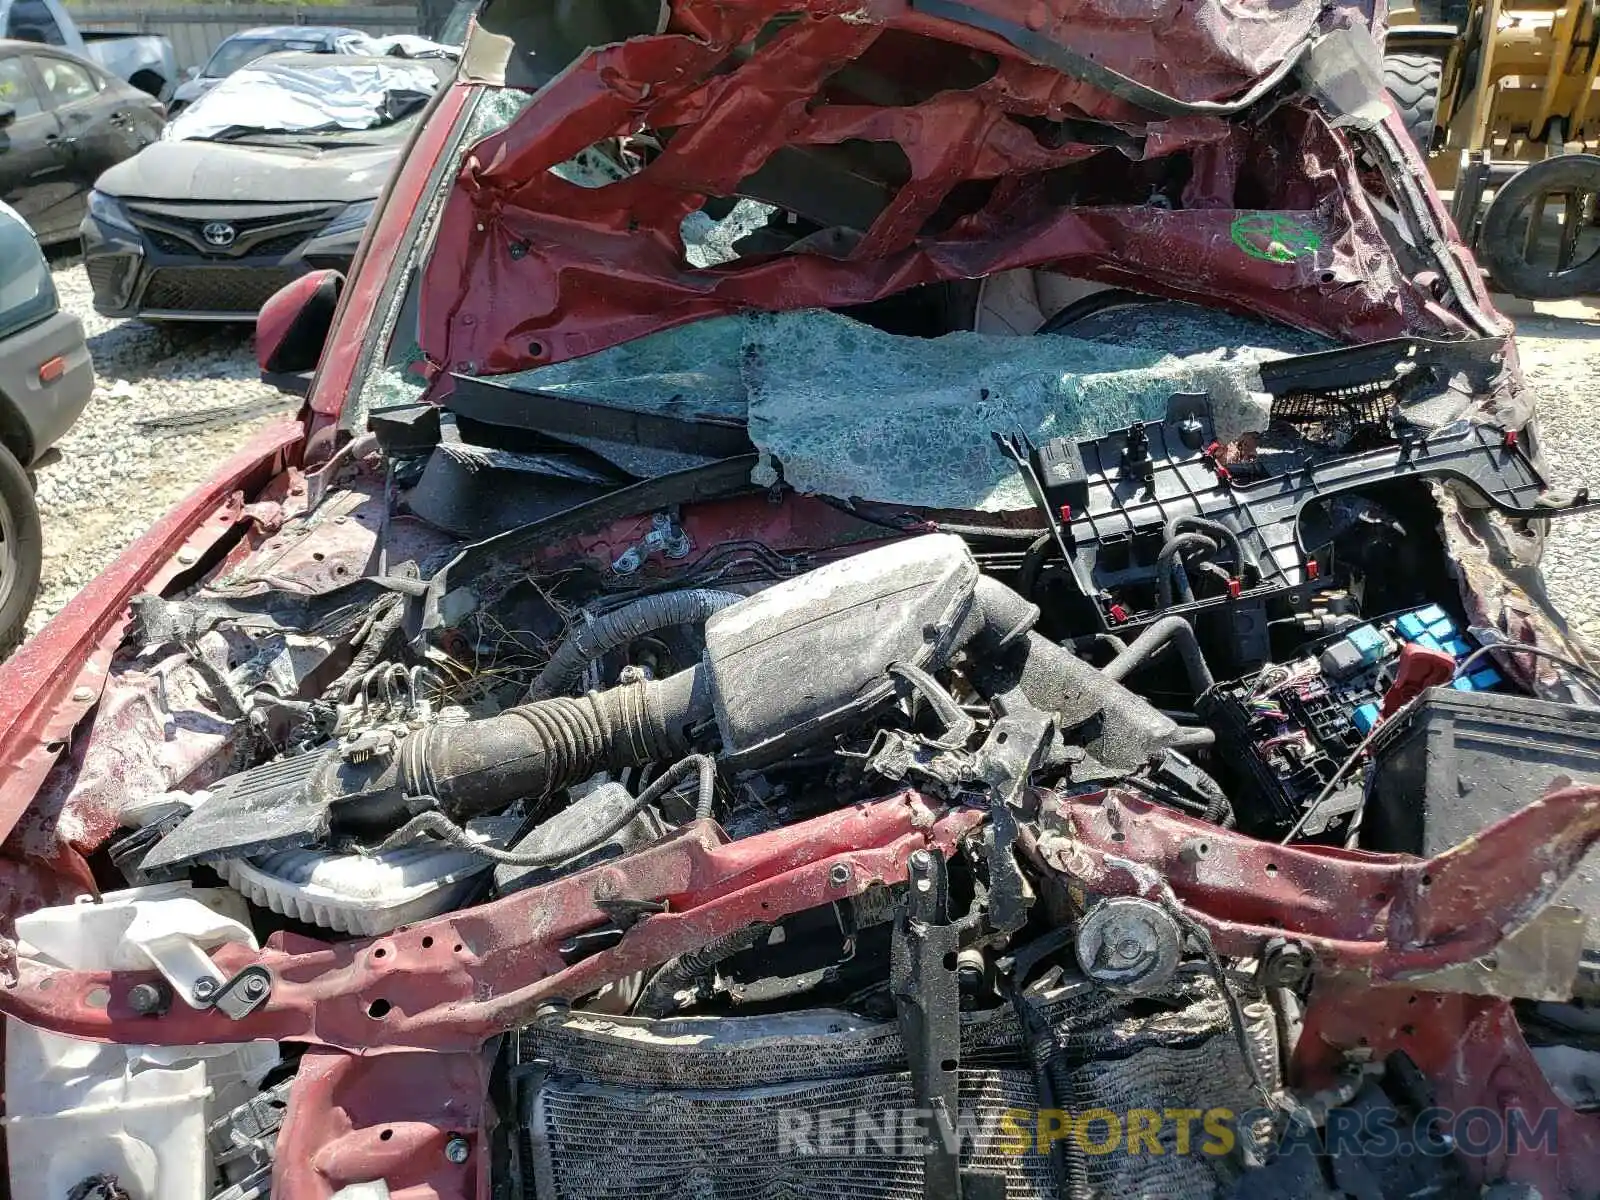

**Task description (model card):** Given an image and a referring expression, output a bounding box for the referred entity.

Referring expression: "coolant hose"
[1018,531,1054,600]
[1102,616,1215,696]
[527,589,745,700]
[328,668,712,829]
[964,579,1183,772]
[1155,532,1218,609]
[1164,514,1247,579]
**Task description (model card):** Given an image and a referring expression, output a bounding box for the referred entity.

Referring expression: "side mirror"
[0,104,16,132]
[182,65,200,81]
[257,269,344,396]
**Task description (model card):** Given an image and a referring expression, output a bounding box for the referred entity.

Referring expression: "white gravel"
[24,261,1600,651]
[1517,309,1600,649]
[24,260,290,638]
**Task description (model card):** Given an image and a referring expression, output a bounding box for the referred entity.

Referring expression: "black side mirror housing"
[256,269,344,394]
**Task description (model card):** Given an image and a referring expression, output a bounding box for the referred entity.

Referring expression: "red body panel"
[418,4,1502,378]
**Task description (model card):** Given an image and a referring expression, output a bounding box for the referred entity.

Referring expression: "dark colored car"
[80,52,451,322]
[0,39,162,244]
[0,199,90,655]
[10,2,1600,1199]
[167,24,363,114]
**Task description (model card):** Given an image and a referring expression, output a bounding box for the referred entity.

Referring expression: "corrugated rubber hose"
[527,589,744,700]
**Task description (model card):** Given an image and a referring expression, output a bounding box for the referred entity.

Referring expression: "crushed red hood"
[418,0,1501,379]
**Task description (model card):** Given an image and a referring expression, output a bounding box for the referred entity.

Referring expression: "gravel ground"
[23,260,292,638]
[23,261,1600,649]
[1518,311,1600,648]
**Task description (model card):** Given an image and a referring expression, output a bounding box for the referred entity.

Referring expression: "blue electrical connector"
[1392,605,1500,692]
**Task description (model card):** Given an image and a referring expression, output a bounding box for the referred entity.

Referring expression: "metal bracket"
[592,896,670,929]
[891,848,967,1200]
[199,965,273,1020]
[973,704,1050,935]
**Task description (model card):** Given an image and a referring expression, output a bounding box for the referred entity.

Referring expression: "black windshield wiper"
[192,127,294,143]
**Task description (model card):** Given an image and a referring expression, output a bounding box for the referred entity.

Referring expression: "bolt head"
[1179,837,1211,865]
[1259,938,1314,988]
[444,1134,471,1164]
[192,978,219,1001]
[242,975,267,999]
[176,548,198,565]
[829,863,851,887]
[71,686,94,703]
[127,981,170,1015]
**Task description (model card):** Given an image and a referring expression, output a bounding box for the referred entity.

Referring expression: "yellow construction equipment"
[1387,0,1600,296]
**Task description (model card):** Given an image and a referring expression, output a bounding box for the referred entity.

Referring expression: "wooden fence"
[63,3,423,70]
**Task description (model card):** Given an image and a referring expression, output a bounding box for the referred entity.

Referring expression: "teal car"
[0,199,91,653]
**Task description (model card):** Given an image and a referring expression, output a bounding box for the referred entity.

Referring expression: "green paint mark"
[1231,214,1322,264]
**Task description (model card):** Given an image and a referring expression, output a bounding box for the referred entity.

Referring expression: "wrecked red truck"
[3,1,1600,1197]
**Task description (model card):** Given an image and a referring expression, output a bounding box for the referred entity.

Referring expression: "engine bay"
[8,340,1600,1198]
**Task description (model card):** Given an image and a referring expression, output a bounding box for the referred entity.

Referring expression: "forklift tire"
[1384,52,1443,154]
[1479,155,1600,299]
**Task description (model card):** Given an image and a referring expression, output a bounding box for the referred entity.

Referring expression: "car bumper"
[0,308,94,464]
[81,213,362,323]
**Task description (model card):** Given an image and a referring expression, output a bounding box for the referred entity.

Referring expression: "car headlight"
[317,199,377,240]
[87,191,138,236]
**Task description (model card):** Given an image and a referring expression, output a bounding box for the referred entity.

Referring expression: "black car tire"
[0,441,42,659]
[128,69,167,100]
[1384,52,1444,155]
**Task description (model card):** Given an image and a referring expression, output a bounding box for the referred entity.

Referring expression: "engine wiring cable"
[379,753,716,865]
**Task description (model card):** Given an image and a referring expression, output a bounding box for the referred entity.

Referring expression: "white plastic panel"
[3,885,278,1200]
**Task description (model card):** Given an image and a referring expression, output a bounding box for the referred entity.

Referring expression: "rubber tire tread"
[1384,52,1443,154]
[0,440,41,660]
[1480,155,1600,299]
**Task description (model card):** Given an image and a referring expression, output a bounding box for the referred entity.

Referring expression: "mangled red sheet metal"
[419,0,1501,378]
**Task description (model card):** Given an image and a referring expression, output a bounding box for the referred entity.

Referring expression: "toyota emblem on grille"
[202,221,237,248]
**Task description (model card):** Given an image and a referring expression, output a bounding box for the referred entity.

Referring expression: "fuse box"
[1198,605,1501,838]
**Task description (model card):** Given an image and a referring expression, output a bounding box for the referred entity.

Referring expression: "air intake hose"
[344,557,1051,825]
[328,668,711,831]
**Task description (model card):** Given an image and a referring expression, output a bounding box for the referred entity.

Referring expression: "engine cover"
[702,534,979,764]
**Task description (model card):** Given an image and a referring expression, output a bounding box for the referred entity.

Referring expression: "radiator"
[512,969,1279,1199]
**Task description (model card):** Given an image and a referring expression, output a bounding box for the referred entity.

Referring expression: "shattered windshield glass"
[492,307,1329,511]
